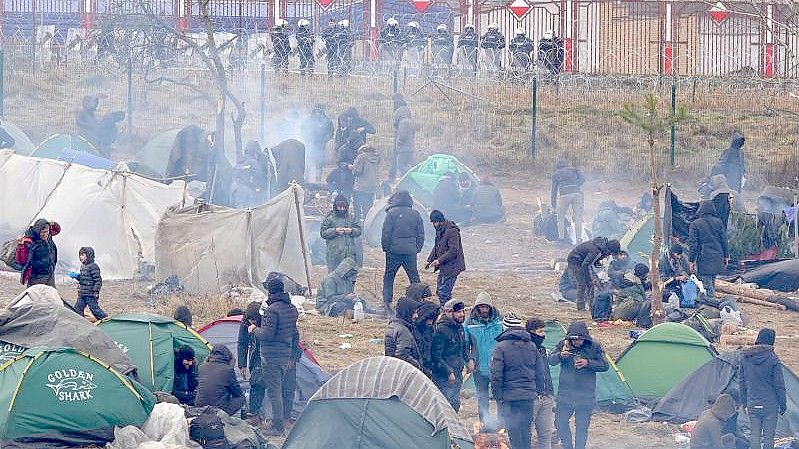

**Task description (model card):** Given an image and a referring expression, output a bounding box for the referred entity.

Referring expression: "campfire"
[472,421,510,449]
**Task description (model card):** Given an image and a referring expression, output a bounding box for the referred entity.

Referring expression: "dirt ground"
[1,173,797,449]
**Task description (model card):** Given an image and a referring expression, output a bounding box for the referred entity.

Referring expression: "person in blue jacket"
[464,291,503,424]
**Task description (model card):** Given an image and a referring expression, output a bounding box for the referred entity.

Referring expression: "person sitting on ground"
[690,393,737,449]
[607,250,632,289]
[68,246,107,320]
[173,305,193,327]
[469,176,505,224]
[591,201,627,240]
[316,257,359,317]
[385,296,423,369]
[413,300,440,378]
[196,345,244,416]
[172,345,199,406]
[660,245,691,302]
[432,172,469,224]
[612,263,650,324]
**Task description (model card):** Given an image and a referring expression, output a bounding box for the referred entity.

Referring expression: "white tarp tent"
[155,184,311,295]
[0,150,187,278]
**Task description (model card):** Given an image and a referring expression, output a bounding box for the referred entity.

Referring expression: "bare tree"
[619,93,687,325]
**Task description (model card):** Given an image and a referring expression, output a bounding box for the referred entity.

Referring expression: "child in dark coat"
[68,247,107,320]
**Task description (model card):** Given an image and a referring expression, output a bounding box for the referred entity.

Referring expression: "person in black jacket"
[271,19,291,72]
[295,19,315,75]
[69,246,107,320]
[196,345,244,416]
[172,345,198,405]
[173,305,193,327]
[566,237,621,311]
[607,250,632,289]
[688,201,728,299]
[427,210,467,305]
[413,298,440,377]
[238,301,265,418]
[321,20,339,75]
[480,23,506,70]
[382,190,425,313]
[710,132,746,193]
[549,321,609,449]
[250,278,301,435]
[457,24,478,74]
[551,159,585,242]
[17,219,59,287]
[526,318,555,449]
[432,24,453,67]
[741,328,787,449]
[431,299,469,411]
[490,313,544,449]
[508,29,534,73]
[385,296,422,369]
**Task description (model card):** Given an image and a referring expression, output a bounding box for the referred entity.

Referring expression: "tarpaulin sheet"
[665,187,730,244]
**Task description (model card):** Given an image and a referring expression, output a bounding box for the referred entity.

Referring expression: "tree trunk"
[648,134,665,325]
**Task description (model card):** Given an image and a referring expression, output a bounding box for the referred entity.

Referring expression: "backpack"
[189,409,229,449]
[591,291,613,321]
[0,239,25,272]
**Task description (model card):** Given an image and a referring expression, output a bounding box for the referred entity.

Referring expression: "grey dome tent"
[363,195,435,249]
[653,350,799,437]
[282,356,474,449]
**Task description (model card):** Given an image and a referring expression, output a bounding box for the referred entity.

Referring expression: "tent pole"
[292,184,313,291]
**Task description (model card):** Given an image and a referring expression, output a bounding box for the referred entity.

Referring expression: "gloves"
[67,271,79,280]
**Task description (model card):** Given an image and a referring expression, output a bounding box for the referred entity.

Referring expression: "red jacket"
[16,222,60,285]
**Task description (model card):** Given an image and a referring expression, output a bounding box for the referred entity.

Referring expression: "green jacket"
[612,275,646,321]
[320,211,362,270]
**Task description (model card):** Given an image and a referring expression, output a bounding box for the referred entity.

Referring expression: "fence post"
[259,63,266,142]
[392,66,398,94]
[0,50,5,118]
[670,81,676,168]
[126,58,133,136]
[530,77,537,160]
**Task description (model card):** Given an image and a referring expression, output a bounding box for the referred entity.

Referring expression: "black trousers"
[262,357,297,430]
[382,253,420,306]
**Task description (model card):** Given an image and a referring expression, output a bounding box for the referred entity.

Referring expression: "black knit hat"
[633,263,650,278]
[756,328,776,346]
[526,318,546,332]
[607,239,622,255]
[176,345,195,361]
[430,210,445,222]
[670,245,684,255]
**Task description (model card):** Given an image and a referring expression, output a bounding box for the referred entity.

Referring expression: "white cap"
[515,28,525,35]
[407,21,420,29]
[437,24,447,31]
[488,22,498,30]
[298,19,310,27]
[338,19,349,27]
[464,24,475,30]
[275,18,288,27]
[387,17,399,26]
[543,29,554,39]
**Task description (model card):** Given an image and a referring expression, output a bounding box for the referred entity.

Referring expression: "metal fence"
[2,47,797,188]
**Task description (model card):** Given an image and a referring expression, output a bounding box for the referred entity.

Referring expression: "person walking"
[490,313,544,449]
[741,328,787,449]
[426,210,466,305]
[431,299,469,411]
[464,291,503,424]
[551,159,585,242]
[382,190,425,314]
[526,318,555,449]
[688,201,728,299]
[320,194,362,273]
[68,246,107,320]
[16,219,60,287]
[250,278,301,435]
[566,237,621,311]
[710,132,747,193]
[351,144,380,219]
[549,321,609,449]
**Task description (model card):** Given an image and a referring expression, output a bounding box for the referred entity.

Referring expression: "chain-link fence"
[2,49,797,187]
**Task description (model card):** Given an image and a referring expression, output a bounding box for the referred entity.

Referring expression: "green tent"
[283,356,474,449]
[0,347,155,446]
[616,322,717,402]
[396,154,479,208]
[33,134,98,160]
[545,321,635,411]
[620,214,654,264]
[137,128,181,176]
[97,313,212,392]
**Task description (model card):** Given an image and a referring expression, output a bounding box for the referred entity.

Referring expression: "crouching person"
[691,394,738,449]
[173,345,198,406]
[316,257,359,317]
[196,345,244,416]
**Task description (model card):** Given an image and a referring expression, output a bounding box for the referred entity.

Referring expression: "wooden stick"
[735,295,787,310]
[716,280,790,302]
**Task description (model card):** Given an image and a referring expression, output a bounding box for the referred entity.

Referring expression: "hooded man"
[710,132,747,193]
[238,301,265,418]
[172,345,198,406]
[611,264,650,324]
[567,237,621,311]
[464,291,503,424]
[549,321,609,449]
[351,144,380,219]
[300,105,334,183]
[469,176,505,224]
[173,305,193,327]
[385,296,423,369]
[691,394,738,449]
[316,257,359,317]
[250,278,301,435]
[427,210,467,305]
[196,345,245,416]
[382,190,425,314]
[16,218,60,287]
[413,297,440,377]
[688,201,728,299]
[526,318,555,449]
[431,298,469,411]
[320,194,363,273]
[491,313,544,449]
[741,328,787,449]
[551,159,585,242]
[270,138,306,197]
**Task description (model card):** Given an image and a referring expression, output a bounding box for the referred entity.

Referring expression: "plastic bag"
[720,306,743,327]
[142,403,197,446]
[623,406,652,423]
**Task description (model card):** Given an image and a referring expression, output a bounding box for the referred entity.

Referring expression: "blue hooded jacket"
[464,291,503,376]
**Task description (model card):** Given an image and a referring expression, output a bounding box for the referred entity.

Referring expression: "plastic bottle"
[353,299,364,322]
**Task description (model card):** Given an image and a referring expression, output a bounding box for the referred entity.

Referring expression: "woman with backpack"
[15,219,60,287]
